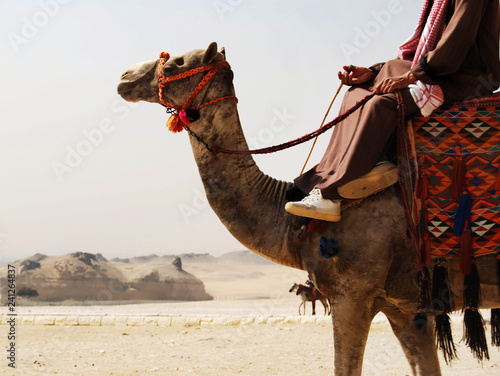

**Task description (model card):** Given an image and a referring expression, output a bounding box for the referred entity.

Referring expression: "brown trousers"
[294,60,419,199]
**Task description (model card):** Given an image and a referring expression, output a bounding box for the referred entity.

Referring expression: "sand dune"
[181,251,305,300]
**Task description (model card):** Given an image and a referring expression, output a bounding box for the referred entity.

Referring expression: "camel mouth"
[117,81,144,102]
[117,81,136,101]
[117,59,158,102]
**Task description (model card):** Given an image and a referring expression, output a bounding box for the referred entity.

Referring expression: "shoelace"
[301,189,323,203]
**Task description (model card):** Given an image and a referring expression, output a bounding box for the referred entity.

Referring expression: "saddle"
[400,93,500,265]
[399,92,500,361]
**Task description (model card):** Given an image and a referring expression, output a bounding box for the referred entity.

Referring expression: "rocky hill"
[0,250,305,304]
[0,252,212,304]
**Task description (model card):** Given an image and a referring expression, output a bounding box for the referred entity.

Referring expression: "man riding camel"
[285,0,500,222]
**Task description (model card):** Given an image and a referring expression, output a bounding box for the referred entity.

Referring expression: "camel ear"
[203,42,218,64]
[220,47,226,59]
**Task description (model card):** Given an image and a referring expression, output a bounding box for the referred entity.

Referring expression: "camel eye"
[173,57,184,66]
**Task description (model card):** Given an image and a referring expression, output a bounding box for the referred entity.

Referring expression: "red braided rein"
[212,92,376,155]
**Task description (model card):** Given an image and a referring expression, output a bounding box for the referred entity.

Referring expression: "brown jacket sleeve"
[412,0,486,85]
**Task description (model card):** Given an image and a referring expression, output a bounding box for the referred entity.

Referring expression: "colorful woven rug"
[399,93,500,266]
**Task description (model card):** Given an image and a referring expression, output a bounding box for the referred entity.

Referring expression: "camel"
[117,42,500,376]
[289,282,330,316]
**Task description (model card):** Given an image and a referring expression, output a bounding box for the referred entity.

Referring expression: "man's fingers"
[375,78,396,94]
[375,80,388,94]
[338,70,352,85]
[338,71,347,84]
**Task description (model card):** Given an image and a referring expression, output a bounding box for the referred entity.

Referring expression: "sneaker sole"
[337,165,398,199]
[284,203,341,222]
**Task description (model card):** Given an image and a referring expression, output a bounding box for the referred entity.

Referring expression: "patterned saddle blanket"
[400,93,500,264]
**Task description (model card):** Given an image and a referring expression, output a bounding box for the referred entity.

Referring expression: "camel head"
[117,42,229,108]
[289,282,298,293]
[116,42,300,274]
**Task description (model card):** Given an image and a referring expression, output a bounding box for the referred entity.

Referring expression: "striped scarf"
[398,0,449,116]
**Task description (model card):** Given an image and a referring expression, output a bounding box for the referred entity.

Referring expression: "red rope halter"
[157,51,238,132]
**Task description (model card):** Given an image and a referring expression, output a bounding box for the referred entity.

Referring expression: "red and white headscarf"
[398,0,449,116]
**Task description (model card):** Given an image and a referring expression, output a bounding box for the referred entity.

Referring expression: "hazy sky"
[0,0,421,262]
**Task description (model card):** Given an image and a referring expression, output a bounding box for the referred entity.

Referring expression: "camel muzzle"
[117,59,158,102]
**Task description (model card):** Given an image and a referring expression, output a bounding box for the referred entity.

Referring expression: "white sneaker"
[337,160,398,199]
[285,189,341,222]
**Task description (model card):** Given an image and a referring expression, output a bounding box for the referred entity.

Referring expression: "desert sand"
[1,251,499,375]
[2,301,499,376]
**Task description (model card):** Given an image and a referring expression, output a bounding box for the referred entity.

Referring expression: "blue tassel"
[320,236,340,258]
[453,191,471,237]
[320,237,350,275]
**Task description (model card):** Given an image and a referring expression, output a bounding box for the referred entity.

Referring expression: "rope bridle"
[157,51,238,133]
[157,51,377,156]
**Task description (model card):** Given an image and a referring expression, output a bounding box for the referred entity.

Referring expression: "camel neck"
[186,100,303,270]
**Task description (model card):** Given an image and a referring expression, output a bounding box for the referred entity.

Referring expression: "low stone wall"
[0,314,335,327]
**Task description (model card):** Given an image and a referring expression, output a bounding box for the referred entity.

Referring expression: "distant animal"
[289,282,330,316]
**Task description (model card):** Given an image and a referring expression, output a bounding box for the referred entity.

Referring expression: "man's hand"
[375,71,417,94]
[338,66,375,86]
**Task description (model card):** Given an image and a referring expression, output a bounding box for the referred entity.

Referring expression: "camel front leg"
[312,300,316,315]
[331,295,385,376]
[383,304,441,376]
[298,302,304,316]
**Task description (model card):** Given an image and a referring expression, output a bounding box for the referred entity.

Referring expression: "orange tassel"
[451,146,465,201]
[459,228,473,276]
[494,166,500,192]
[166,113,185,133]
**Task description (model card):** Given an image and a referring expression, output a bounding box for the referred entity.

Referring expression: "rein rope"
[212,92,376,155]
[157,51,376,155]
